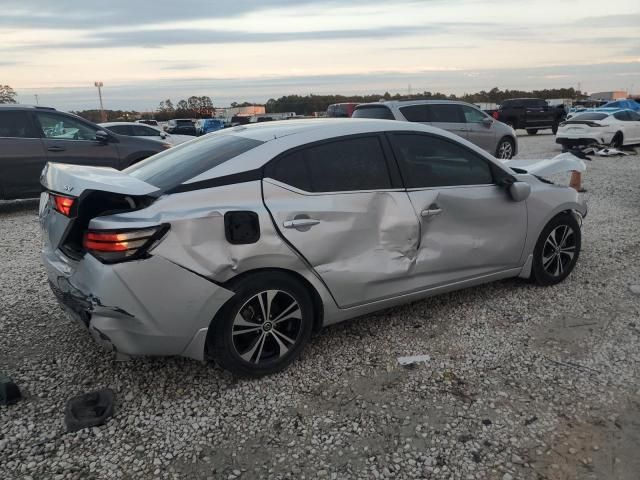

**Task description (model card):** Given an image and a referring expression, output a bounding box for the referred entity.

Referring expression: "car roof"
[223,118,449,142]
[355,100,477,108]
[0,104,57,111]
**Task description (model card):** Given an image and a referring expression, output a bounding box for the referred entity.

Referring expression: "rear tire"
[531,213,581,286]
[611,132,623,148]
[552,123,559,135]
[209,272,314,377]
[526,129,538,135]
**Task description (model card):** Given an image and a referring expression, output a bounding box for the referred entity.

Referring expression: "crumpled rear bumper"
[42,248,234,361]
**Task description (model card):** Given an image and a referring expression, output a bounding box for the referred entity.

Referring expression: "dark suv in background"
[0,105,168,200]
[492,98,566,135]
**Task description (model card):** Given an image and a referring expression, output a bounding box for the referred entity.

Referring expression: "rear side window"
[0,111,38,138]
[267,136,391,192]
[390,133,494,188]
[613,111,631,121]
[429,104,464,123]
[461,105,486,123]
[126,134,263,191]
[352,106,395,120]
[106,125,132,135]
[399,105,431,122]
[571,113,608,121]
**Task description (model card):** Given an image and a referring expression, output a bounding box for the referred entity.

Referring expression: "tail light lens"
[492,111,499,120]
[82,225,168,263]
[51,193,77,217]
[586,122,601,127]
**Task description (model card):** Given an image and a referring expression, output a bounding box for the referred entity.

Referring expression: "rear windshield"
[126,134,263,191]
[570,113,608,121]
[352,105,395,120]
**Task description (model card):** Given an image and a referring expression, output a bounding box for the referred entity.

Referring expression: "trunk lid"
[40,163,160,255]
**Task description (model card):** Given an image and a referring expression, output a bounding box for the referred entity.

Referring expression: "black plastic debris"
[64,388,115,432]
[0,373,21,405]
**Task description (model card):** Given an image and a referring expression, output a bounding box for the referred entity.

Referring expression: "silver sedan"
[40,119,586,376]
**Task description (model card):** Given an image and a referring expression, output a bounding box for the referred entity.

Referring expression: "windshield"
[352,105,394,120]
[570,113,608,121]
[126,134,264,191]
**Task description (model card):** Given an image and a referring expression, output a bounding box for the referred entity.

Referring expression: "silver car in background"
[39,119,585,377]
[353,100,518,159]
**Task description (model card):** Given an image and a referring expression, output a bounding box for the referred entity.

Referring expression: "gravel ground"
[1,132,639,480]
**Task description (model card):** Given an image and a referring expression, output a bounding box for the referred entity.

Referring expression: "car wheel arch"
[216,267,324,333]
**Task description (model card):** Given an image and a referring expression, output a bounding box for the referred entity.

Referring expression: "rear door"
[388,132,527,287]
[525,99,551,128]
[461,105,496,152]
[428,104,469,139]
[262,134,421,307]
[33,111,122,169]
[0,110,48,199]
[626,111,640,143]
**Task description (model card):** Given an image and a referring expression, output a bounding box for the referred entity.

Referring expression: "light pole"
[34,94,39,105]
[94,81,105,121]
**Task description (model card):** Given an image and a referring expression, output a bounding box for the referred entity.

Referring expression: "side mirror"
[482,117,493,127]
[95,130,110,143]
[509,181,531,202]
[160,132,167,138]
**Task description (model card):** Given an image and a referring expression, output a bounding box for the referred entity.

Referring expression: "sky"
[2,0,639,111]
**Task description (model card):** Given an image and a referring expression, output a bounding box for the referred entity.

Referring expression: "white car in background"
[556,110,640,149]
[100,122,193,146]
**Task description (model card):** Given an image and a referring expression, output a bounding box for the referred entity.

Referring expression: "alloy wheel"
[232,290,302,364]
[541,224,576,277]
[497,141,513,159]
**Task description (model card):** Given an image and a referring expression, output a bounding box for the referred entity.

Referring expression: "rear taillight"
[492,111,499,120]
[82,225,168,263]
[51,193,76,217]
[586,122,601,127]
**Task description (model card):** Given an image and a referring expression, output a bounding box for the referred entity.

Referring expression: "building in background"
[589,91,628,101]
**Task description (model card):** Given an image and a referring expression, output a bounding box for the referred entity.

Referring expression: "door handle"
[421,207,443,218]
[283,218,320,229]
[47,146,66,152]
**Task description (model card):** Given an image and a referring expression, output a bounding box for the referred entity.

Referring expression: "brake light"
[492,111,499,120]
[82,225,168,263]
[586,122,601,127]
[51,193,76,217]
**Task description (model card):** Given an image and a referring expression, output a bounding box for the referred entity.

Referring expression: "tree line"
[154,96,215,121]
[265,87,586,115]
[0,85,17,104]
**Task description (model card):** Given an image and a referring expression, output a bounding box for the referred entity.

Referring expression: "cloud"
[159,63,204,71]
[574,13,640,27]
[22,26,436,49]
[0,0,391,29]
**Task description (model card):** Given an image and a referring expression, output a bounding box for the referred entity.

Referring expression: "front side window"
[399,105,431,122]
[429,104,464,123]
[390,133,494,188]
[267,136,391,193]
[35,112,97,141]
[461,105,487,123]
[126,134,263,191]
[352,105,395,120]
[0,111,37,138]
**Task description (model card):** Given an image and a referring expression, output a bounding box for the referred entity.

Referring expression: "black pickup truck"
[492,98,566,135]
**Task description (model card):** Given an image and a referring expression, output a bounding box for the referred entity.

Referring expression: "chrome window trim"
[263,178,406,196]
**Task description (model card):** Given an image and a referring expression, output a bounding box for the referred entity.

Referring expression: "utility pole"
[94,81,105,121]
[34,94,39,105]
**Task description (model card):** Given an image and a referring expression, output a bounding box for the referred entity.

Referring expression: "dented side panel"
[263,180,421,307]
[406,185,528,285]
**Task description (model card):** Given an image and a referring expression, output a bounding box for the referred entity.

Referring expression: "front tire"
[209,272,314,377]
[611,132,623,148]
[496,137,515,159]
[531,213,581,286]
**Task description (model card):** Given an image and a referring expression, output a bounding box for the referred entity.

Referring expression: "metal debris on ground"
[397,354,431,366]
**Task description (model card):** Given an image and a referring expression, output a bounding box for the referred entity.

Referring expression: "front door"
[33,111,122,169]
[428,104,469,140]
[388,132,527,288]
[0,109,48,199]
[262,134,420,307]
